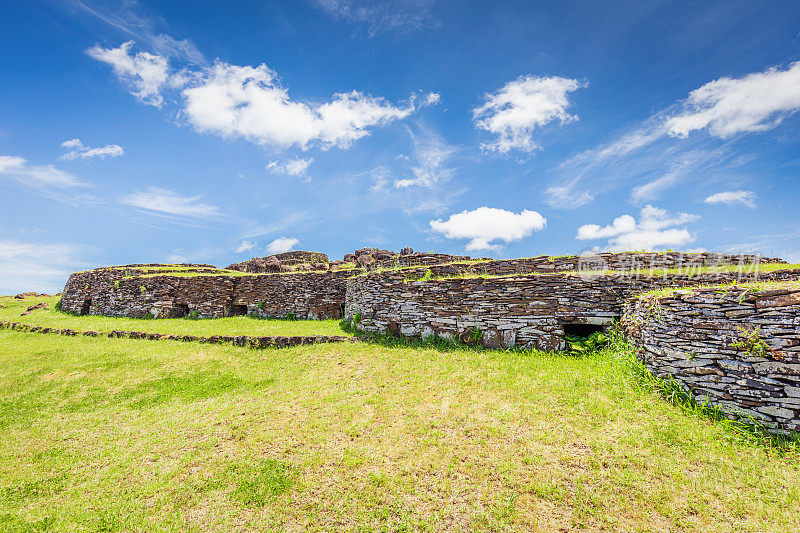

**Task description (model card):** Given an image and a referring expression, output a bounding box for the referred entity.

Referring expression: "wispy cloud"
[165,246,225,264]
[548,62,800,208]
[0,155,87,188]
[705,190,757,208]
[267,157,313,180]
[121,186,222,219]
[394,125,456,188]
[311,0,440,36]
[239,210,315,239]
[0,239,97,294]
[68,0,205,63]
[61,138,124,160]
[235,240,256,253]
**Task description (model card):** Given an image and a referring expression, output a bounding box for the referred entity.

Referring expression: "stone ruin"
[59,248,473,321]
[58,248,800,432]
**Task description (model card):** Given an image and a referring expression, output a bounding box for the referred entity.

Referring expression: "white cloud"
[121,186,221,218]
[473,75,585,153]
[429,207,546,251]
[705,190,757,208]
[0,240,96,294]
[312,0,439,36]
[0,155,87,188]
[547,63,800,208]
[86,41,170,107]
[394,126,456,188]
[576,205,699,252]
[424,92,441,105]
[235,240,256,253]
[89,41,435,150]
[266,157,313,179]
[266,237,300,254]
[60,138,124,160]
[182,62,429,149]
[666,61,800,138]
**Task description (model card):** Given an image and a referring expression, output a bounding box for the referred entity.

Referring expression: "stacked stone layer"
[345,265,800,350]
[622,285,800,433]
[416,252,782,278]
[60,267,350,320]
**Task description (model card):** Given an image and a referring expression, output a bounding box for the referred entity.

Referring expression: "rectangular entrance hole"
[175,304,190,318]
[226,304,248,317]
[562,323,605,338]
[80,298,92,316]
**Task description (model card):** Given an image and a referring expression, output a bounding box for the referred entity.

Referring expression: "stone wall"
[60,266,349,319]
[345,267,800,350]
[232,271,350,319]
[410,252,783,278]
[622,285,800,433]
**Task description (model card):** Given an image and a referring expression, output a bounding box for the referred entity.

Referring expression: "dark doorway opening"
[80,298,92,316]
[226,304,248,317]
[562,322,605,338]
[174,304,190,318]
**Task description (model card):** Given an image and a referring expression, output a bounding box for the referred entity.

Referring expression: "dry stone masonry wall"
[622,285,800,433]
[344,264,800,350]
[60,265,350,319]
[54,250,800,434]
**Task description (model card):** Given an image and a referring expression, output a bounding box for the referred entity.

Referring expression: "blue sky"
[2,0,800,292]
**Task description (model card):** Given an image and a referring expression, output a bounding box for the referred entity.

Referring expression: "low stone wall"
[0,320,357,348]
[60,266,349,319]
[345,268,800,350]
[622,285,800,433]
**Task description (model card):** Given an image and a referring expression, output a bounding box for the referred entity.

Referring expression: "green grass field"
[0,296,799,531]
[0,296,351,338]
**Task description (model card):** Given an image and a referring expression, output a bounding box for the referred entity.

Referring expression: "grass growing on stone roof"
[134,269,255,279]
[0,326,798,530]
[637,279,800,300]
[399,262,800,283]
[0,295,352,337]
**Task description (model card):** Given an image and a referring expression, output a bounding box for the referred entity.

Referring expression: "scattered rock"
[21,302,48,316]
